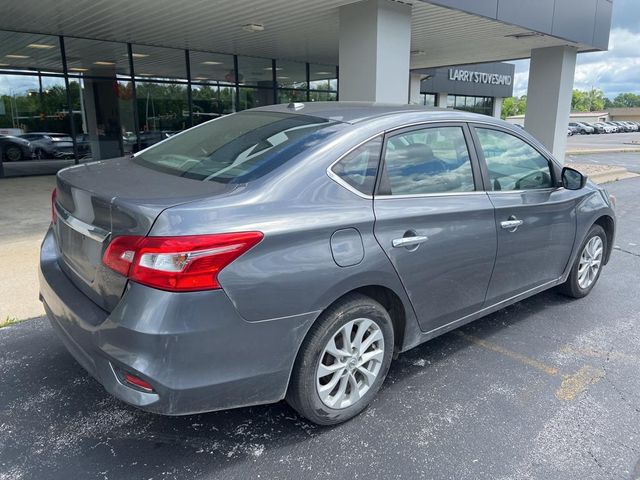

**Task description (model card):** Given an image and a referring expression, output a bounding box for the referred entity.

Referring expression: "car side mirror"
[561,167,587,190]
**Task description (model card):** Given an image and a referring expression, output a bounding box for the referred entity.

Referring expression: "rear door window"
[330,136,382,195]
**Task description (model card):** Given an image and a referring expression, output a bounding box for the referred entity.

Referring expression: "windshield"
[134,111,344,183]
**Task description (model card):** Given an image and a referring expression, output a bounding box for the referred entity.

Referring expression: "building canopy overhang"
[0,0,611,70]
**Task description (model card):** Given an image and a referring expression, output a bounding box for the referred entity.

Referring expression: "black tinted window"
[331,136,382,195]
[475,128,552,191]
[383,126,475,195]
[134,111,344,183]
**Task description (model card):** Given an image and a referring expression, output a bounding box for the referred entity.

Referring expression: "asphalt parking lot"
[1,178,640,480]
[567,151,640,174]
[567,131,640,152]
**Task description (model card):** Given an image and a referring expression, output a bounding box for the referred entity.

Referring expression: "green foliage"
[500,95,527,120]
[571,88,605,112]
[608,93,640,108]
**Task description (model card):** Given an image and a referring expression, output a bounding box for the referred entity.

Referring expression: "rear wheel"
[559,225,606,298]
[286,293,394,425]
[4,146,23,162]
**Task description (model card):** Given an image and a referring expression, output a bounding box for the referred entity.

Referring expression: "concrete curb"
[588,169,640,184]
[567,148,640,155]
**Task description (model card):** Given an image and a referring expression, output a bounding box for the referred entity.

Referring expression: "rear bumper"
[39,227,318,415]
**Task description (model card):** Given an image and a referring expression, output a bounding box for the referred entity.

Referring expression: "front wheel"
[4,146,24,162]
[559,225,607,298]
[286,293,394,425]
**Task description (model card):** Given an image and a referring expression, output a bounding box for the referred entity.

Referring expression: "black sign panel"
[417,62,515,98]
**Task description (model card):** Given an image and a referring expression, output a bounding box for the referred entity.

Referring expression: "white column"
[409,73,423,104]
[339,0,412,103]
[436,92,448,108]
[492,97,503,119]
[524,46,577,161]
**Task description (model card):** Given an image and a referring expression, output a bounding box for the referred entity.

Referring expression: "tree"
[610,93,640,108]
[572,88,606,112]
[500,95,527,119]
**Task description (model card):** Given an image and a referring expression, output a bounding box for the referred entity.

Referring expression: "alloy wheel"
[577,236,603,289]
[316,318,384,409]
[5,147,22,162]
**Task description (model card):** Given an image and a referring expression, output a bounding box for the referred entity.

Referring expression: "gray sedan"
[40,103,616,425]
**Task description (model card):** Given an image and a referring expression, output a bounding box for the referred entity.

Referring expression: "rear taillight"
[102,232,263,292]
[51,188,57,224]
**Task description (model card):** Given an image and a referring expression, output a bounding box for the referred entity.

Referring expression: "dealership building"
[0,0,613,178]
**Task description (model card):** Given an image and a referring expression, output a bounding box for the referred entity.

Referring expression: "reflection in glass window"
[331,136,382,195]
[276,60,307,89]
[384,127,475,195]
[237,56,273,87]
[309,65,337,91]
[0,31,62,73]
[64,38,130,77]
[475,128,552,191]
[192,85,236,124]
[135,82,189,143]
[238,87,274,111]
[309,91,337,102]
[132,45,187,81]
[190,51,235,84]
[278,89,307,104]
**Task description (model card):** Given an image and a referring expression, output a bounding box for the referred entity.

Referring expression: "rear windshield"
[133,111,344,183]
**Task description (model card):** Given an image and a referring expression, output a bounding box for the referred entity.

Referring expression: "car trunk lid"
[54,156,238,312]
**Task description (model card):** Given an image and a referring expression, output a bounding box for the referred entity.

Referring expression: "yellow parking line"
[455,331,606,401]
[455,331,559,376]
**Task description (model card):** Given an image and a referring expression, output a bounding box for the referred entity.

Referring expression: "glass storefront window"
[237,56,273,88]
[64,38,130,77]
[190,51,235,85]
[238,87,274,111]
[447,95,494,116]
[276,60,307,89]
[135,82,189,147]
[421,93,436,107]
[309,91,337,102]
[192,85,236,124]
[278,89,307,104]
[0,31,63,74]
[69,78,136,160]
[132,45,187,81]
[309,64,337,91]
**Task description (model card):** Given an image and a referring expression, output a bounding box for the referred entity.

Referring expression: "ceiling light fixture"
[194,76,209,80]
[6,54,30,59]
[242,23,265,33]
[94,61,115,65]
[315,71,333,75]
[131,53,149,58]
[265,67,282,71]
[202,61,222,65]
[69,67,89,72]
[277,76,290,79]
[27,43,55,49]
[0,63,9,67]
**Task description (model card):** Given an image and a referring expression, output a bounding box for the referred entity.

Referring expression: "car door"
[470,125,577,305]
[373,123,497,333]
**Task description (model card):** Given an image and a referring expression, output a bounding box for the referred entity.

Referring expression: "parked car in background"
[569,122,594,135]
[586,122,606,134]
[567,125,580,136]
[594,122,616,133]
[0,135,34,161]
[19,133,75,159]
[620,121,639,132]
[41,103,616,425]
[604,122,622,133]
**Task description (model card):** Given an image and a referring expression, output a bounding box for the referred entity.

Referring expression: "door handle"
[500,217,524,232]
[392,235,429,248]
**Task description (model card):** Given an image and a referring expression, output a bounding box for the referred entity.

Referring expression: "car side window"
[475,128,553,191]
[382,126,475,195]
[331,136,382,195]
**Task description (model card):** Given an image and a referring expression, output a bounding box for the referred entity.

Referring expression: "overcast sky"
[511,0,640,99]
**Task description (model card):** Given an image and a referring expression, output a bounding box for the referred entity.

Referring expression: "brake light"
[102,232,263,291]
[51,188,57,224]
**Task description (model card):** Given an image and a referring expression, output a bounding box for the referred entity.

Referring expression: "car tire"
[4,146,24,162]
[559,224,607,299]
[286,293,394,425]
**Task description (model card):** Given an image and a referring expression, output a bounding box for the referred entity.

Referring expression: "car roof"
[252,101,506,126]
